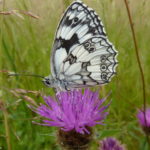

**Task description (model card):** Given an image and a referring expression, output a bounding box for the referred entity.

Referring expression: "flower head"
[99,137,126,150]
[30,89,109,134]
[137,108,150,134]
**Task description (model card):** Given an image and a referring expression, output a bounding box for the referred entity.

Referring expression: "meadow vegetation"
[0,0,150,149]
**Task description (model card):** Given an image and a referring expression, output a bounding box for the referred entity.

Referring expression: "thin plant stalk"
[2,1,11,149]
[1,100,12,150]
[4,108,11,150]
[123,0,149,142]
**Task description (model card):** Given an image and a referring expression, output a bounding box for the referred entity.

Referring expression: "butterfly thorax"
[43,75,69,91]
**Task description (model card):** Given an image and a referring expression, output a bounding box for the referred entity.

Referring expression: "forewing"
[60,36,117,88]
[51,0,106,77]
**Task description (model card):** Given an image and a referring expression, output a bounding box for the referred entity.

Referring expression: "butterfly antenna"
[8,72,45,79]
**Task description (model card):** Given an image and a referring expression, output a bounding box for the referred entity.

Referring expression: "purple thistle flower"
[137,108,150,134]
[100,137,126,150]
[30,89,109,134]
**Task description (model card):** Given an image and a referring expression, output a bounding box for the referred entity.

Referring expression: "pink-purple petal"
[30,89,110,134]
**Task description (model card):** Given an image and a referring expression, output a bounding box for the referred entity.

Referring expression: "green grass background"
[0,0,150,149]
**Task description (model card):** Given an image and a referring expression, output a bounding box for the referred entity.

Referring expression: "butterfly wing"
[51,0,106,77]
[51,0,117,89]
[61,36,117,88]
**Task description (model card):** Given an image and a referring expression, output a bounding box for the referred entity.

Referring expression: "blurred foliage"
[0,0,150,149]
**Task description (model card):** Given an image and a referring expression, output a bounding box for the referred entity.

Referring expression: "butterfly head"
[43,76,54,87]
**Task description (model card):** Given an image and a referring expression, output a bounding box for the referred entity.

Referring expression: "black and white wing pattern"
[51,0,117,89]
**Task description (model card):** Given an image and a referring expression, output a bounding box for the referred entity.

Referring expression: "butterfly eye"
[101,64,107,71]
[74,17,79,23]
[101,72,108,81]
[100,55,107,62]
[45,80,50,85]
[43,77,51,87]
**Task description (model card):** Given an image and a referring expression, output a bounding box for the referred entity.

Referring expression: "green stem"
[2,0,11,148]
[1,100,12,150]
[4,109,11,150]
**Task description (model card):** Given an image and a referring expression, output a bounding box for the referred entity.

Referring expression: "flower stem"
[123,0,149,143]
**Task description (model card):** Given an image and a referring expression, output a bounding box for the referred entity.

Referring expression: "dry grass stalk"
[0,10,39,19]
[10,89,42,106]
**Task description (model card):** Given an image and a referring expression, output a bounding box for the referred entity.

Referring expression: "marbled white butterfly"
[43,0,118,91]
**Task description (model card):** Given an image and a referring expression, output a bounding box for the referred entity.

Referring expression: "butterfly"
[43,0,118,91]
